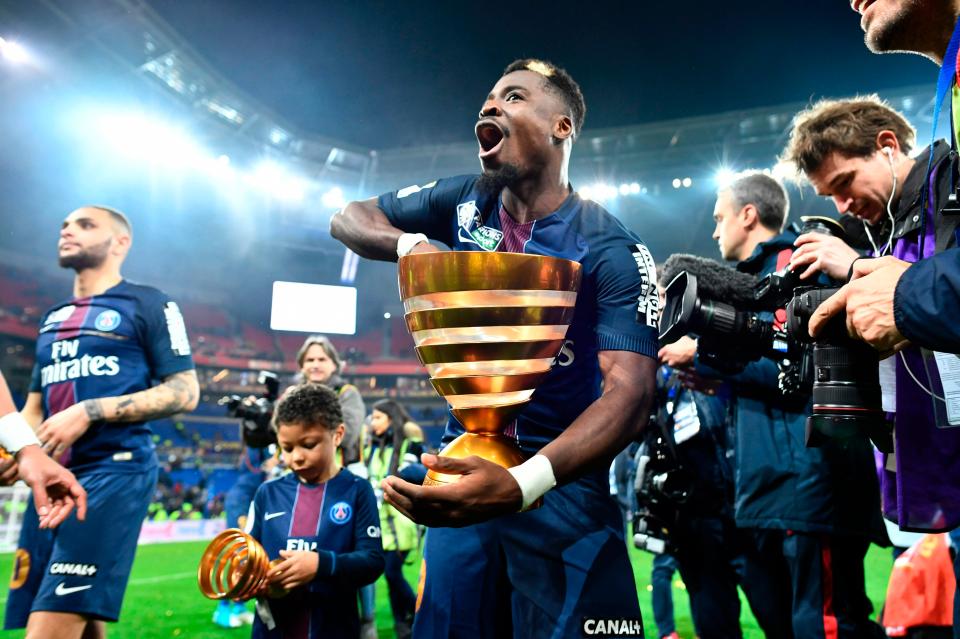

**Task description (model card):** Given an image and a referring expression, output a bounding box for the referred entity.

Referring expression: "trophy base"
[424,432,525,487]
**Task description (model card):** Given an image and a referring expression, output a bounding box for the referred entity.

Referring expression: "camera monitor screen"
[270,281,357,335]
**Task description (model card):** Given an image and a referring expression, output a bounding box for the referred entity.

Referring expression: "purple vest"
[882,161,960,531]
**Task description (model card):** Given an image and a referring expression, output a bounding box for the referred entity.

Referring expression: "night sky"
[150,0,936,149]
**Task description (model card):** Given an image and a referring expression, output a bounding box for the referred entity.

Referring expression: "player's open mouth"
[476,120,505,159]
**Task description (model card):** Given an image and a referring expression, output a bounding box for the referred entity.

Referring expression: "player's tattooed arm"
[92,370,200,422]
[37,371,199,457]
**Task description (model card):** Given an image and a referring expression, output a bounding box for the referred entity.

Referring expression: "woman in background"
[365,399,424,639]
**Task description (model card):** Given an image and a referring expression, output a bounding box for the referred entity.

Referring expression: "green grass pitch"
[0,540,894,638]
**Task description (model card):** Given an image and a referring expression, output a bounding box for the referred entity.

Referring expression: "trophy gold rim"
[198,528,277,601]
[398,251,582,298]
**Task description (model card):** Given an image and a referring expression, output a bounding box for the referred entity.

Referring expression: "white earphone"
[862,146,898,257]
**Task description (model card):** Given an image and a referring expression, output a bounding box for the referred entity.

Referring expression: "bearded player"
[5,206,199,638]
[332,59,657,638]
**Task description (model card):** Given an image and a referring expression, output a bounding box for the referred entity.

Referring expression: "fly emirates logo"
[41,339,119,387]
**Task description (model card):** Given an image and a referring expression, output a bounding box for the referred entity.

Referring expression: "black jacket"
[893,143,960,352]
[698,231,884,538]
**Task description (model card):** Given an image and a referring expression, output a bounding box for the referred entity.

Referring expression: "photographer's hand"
[791,233,860,281]
[658,336,697,368]
[809,256,910,355]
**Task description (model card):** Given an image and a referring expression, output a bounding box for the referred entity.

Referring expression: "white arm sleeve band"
[507,454,557,510]
[396,233,429,257]
[0,412,41,455]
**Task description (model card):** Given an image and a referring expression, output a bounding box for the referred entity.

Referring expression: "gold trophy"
[197,528,286,601]
[399,251,582,487]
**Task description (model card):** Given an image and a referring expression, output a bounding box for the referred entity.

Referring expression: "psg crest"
[94,310,121,332]
[328,501,352,525]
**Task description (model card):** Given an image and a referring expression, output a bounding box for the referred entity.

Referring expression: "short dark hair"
[503,58,586,139]
[274,382,343,431]
[88,205,133,238]
[724,171,789,233]
[781,95,916,176]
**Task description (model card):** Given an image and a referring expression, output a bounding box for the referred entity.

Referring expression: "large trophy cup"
[197,528,286,601]
[398,251,582,488]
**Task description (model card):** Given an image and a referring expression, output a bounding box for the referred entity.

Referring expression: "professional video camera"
[219,371,280,449]
[632,386,695,555]
[657,216,890,450]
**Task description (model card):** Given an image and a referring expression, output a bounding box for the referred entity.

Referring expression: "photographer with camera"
[296,336,365,467]
[782,97,960,536]
[802,0,960,357]
[633,360,741,639]
[659,171,883,638]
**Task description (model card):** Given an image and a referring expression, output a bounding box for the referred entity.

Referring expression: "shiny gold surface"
[412,325,568,347]
[446,389,535,410]
[451,404,530,434]
[198,528,286,601]
[398,251,581,297]
[424,433,527,485]
[425,358,555,379]
[416,339,565,365]
[430,371,548,396]
[406,306,575,332]
[403,289,576,313]
[397,251,582,491]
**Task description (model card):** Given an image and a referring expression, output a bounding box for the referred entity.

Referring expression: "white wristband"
[397,232,429,258]
[0,412,41,455]
[507,454,556,510]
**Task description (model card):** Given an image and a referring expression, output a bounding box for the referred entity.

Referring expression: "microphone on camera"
[659,254,760,308]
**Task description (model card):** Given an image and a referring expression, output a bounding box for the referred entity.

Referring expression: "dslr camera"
[658,216,890,450]
[219,371,280,449]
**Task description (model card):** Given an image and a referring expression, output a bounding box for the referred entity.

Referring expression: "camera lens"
[805,337,887,448]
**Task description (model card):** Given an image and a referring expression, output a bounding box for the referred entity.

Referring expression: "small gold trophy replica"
[398,251,582,488]
[197,528,286,601]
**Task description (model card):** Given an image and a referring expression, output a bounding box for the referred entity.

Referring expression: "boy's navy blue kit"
[246,468,384,639]
[378,175,660,638]
[5,280,194,627]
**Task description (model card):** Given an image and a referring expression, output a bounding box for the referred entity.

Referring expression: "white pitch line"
[128,571,196,585]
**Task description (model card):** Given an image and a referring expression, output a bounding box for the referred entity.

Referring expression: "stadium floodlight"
[0,37,30,65]
[249,160,309,202]
[321,186,347,209]
[672,178,682,189]
[94,111,206,167]
[582,183,617,202]
[383,312,391,319]
[619,183,630,196]
[682,177,693,188]
[629,182,640,194]
[714,167,738,189]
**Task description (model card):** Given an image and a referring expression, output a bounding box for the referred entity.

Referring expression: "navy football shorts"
[412,470,643,639]
[4,467,158,628]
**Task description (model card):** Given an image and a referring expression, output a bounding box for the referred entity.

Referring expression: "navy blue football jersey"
[29,280,194,474]
[246,469,383,639]
[378,175,660,453]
